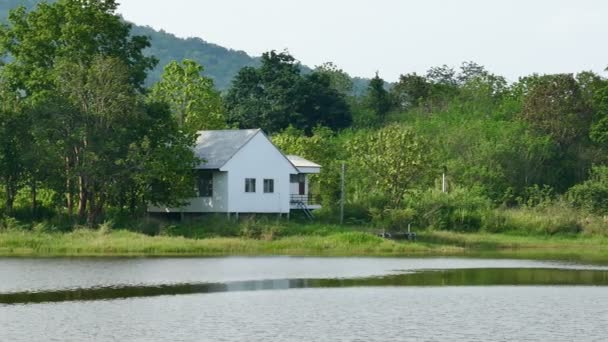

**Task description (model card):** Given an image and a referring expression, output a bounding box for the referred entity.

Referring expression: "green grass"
[1,227,608,263]
[0,229,460,257]
[419,230,608,263]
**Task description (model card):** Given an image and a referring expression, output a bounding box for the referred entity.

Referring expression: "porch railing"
[290,194,321,206]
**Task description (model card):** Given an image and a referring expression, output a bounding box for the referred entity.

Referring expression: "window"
[290,174,305,183]
[197,172,213,197]
[245,178,256,193]
[263,179,274,193]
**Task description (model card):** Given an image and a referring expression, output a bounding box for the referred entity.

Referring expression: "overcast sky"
[117,0,608,82]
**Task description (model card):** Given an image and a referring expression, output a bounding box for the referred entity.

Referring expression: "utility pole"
[340,162,345,225]
[442,166,447,193]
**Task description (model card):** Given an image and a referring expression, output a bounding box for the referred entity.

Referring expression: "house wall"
[222,133,297,213]
[147,171,229,213]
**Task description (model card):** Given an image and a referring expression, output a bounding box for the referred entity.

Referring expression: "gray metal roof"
[194,129,261,169]
[286,155,321,168]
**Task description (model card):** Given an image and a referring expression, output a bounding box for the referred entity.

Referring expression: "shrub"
[517,184,555,208]
[32,221,59,234]
[405,188,491,232]
[98,220,114,235]
[371,208,416,231]
[567,166,608,214]
[0,216,27,231]
[484,205,583,235]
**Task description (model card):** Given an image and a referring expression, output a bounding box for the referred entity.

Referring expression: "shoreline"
[1,230,607,263]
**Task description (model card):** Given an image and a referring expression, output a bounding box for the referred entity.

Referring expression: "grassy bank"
[0,229,457,257]
[1,228,607,263]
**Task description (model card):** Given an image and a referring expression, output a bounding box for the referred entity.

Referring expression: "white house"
[148,129,321,217]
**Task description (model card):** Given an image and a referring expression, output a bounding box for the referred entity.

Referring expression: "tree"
[363,72,391,122]
[314,62,353,95]
[0,0,193,223]
[457,61,488,84]
[0,79,29,213]
[273,126,342,208]
[225,50,352,133]
[426,65,457,86]
[520,74,592,147]
[298,72,352,132]
[34,56,197,224]
[150,59,225,132]
[390,73,430,110]
[346,125,433,207]
[0,0,156,93]
[225,50,301,133]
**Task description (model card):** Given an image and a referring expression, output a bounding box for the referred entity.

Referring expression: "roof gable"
[194,129,260,169]
[221,130,299,174]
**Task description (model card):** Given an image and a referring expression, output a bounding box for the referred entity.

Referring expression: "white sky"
[117,0,608,82]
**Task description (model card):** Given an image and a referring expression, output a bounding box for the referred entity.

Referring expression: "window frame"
[245,178,256,193]
[197,171,213,198]
[263,179,275,193]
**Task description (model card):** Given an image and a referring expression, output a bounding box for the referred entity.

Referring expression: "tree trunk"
[31,180,37,219]
[129,188,137,215]
[65,156,74,218]
[5,184,14,215]
[78,176,88,221]
[87,193,95,227]
[87,193,105,227]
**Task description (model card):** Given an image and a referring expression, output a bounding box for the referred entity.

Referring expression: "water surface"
[1,257,607,341]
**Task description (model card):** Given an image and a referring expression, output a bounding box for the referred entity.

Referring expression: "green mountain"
[1,0,368,93]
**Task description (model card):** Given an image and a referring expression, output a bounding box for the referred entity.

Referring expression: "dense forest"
[1,0,608,235]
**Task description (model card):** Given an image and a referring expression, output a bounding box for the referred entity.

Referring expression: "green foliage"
[567,166,608,214]
[225,50,352,133]
[314,62,353,95]
[371,208,416,231]
[391,73,430,111]
[519,74,592,147]
[484,206,582,235]
[346,124,434,207]
[1,1,197,225]
[150,59,225,131]
[0,0,156,93]
[363,73,391,122]
[405,188,492,232]
[273,126,342,208]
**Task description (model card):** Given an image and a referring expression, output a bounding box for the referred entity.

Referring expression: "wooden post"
[340,162,345,225]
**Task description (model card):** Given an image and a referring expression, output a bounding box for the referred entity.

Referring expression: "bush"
[32,221,59,233]
[371,208,416,231]
[0,216,27,231]
[567,166,608,214]
[484,205,583,235]
[98,220,114,235]
[405,188,491,232]
[517,184,555,208]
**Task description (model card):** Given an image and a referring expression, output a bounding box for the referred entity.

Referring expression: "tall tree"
[0,0,157,94]
[390,73,430,110]
[346,125,433,207]
[150,59,225,132]
[0,79,29,213]
[226,50,352,133]
[519,74,592,147]
[314,62,353,96]
[363,72,391,122]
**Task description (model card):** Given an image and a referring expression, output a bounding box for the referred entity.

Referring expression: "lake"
[1,257,608,341]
